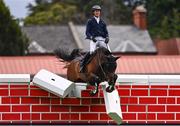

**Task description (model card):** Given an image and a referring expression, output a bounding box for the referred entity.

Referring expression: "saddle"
[79,52,94,72]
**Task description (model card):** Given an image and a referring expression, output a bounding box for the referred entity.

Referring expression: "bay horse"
[55,47,120,96]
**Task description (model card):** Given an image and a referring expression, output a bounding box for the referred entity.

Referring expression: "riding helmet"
[92,5,101,12]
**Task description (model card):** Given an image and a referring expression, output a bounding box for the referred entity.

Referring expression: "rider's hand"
[105,37,109,44]
[91,37,97,43]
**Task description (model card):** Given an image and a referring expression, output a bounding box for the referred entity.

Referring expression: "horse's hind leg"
[106,74,118,93]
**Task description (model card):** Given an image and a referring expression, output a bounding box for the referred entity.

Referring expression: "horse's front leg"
[106,74,118,93]
[89,73,101,96]
[90,82,99,96]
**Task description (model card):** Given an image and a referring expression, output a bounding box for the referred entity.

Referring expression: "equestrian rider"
[80,5,111,73]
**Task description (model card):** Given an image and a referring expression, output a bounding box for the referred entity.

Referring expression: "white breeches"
[90,37,111,54]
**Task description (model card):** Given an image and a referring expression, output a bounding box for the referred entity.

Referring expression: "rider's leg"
[79,52,91,72]
[79,40,96,73]
[106,44,111,52]
[90,40,96,54]
[98,40,111,52]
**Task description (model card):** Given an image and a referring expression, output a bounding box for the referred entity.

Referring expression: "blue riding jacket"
[85,17,109,40]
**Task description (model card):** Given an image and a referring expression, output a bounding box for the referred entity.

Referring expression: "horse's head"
[95,47,120,60]
[95,47,111,58]
[106,55,120,62]
[94,47,120,73]
[104,55,120,73]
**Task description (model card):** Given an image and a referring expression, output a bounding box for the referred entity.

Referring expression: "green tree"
[122,0,179,39]
[146,0,180,39]
[25,0,132,25]
[0,0,29,56]
[24,2,76,25]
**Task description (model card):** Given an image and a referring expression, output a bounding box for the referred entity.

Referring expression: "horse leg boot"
[79,52,91,73]
[89,73,101,96]
[90,83,99,96]
[106,74,118,93]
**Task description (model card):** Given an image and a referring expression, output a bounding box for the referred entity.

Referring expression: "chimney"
[133,5,147,30]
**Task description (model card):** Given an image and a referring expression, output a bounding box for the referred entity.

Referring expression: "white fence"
[1,74,180,84]
[117,74,180,84]
[0,74,30,83]
[0,73,180,124]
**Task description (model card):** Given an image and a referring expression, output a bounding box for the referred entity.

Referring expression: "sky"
[4,0,35,19]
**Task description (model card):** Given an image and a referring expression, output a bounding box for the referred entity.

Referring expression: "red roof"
[116,55,180,74]
[0,55,180,75]
[0,56,66,75]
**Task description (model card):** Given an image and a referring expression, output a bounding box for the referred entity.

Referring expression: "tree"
[0,0,29,55]
[123,0,180,39]
[146,0,180,39]
[24,1,77,25]
[25,0,132,25]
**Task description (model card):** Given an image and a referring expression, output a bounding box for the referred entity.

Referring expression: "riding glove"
[91,37,97,43]
[105,37,109,44]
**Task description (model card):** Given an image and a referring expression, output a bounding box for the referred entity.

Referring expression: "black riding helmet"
[92,5,101,12]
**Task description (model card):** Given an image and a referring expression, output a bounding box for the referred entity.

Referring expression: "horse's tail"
[54,48,81,62]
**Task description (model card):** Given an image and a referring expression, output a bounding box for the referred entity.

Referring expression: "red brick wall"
[0,83,180,124]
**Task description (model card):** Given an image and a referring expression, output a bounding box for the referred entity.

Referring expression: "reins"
[97,50,108,80]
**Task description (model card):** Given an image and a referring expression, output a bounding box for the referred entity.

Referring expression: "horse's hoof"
[106,86,115,93]
[90,90,97,96]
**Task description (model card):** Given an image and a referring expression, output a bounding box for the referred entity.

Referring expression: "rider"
[80,5,111,73]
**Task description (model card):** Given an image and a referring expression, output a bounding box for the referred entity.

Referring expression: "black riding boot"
[79,52,91,73]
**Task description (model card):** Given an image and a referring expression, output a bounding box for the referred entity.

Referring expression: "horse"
[54,47,120,96]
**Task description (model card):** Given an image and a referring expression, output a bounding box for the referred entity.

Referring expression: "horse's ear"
[115,56,120,61]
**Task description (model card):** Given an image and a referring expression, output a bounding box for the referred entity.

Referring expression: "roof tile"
[0,55,180,75]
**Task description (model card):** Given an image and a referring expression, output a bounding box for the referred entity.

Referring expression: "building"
[22,6,157,55]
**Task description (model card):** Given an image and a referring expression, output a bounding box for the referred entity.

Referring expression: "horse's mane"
[54,47,111,62]
[54,48,83,62]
